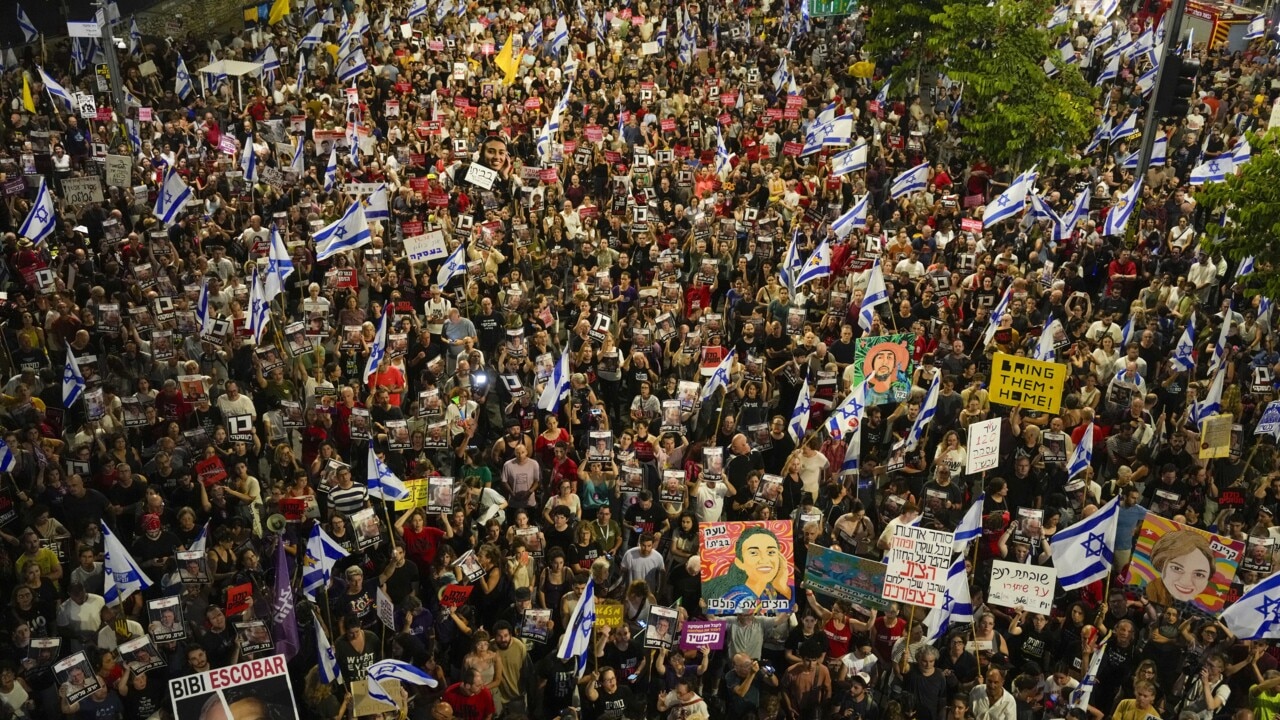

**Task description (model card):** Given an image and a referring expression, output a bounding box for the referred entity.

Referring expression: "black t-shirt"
[623,502,664,539]
[587,685,636,720]
[538,655,579,714]
[384,561,420,605]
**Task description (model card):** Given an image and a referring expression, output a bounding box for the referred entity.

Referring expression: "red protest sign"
[563,139,577,154]
[196,457,227,487]
[524,97,542,111]
[717,113,731,125]
[428,191,450,207]
[402,220,424,236]
[960,218,984,232]
[785,95,804,110]
[440,584,474,608]
[539,167,558,183]
[279,497,307,522]
[226,583,253,616]
[783,108,799,120]
[585,125,604,142]
[409,177,429,193]
[661,118,676,132]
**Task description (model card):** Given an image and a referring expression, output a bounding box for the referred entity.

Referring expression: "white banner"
[882,525,953,609]
[988,560,1056,615]
[404,230,447,265]
[965,417,1002,475]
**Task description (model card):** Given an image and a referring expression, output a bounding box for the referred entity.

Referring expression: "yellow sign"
[394,480,430,511]
[595,600,624,629]
[1198,414,1233,459]
[989,352,1067,415]
[849,60,875,79]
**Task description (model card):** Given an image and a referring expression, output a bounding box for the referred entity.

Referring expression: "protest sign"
[679,621,728,651]
[988,560,1056,615]
[988,352,1066,414]
[440,584,474,608]
[394,480,431,511]
[225,582,253,616]
[1199,414,1233,459]
[851,334,916,405]
[105,155,132,187]
[1128,513,1243,615]
[170,655,298,720]
[1256,401,1280,437]
[55,651,101,705]
[802,544,889,609]
[520,608,552,643]
[965,418,1002,475]
[596,599,624,628]
[882,525,954,609]
[147,596,188,642]
[404,230,448,264]
[63,176,104,206]
[643,606,679,649]
[700,520,795,616]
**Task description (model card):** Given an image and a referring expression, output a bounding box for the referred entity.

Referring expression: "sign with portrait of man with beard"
[852,334,916,405]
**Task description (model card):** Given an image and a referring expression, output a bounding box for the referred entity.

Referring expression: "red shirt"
[402,525,446,569]
[442,683,495,720]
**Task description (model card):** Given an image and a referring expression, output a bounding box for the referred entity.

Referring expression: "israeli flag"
[436,241,468,287]
[1050,495,1120,590]
[1091,0,1119,19]
[1239,255,1257,278]
[1190,157,1234,186]
[789,378,812,443]
[924,556,973,642]
[831,143,867,177]
[1136,65,1158,96]
[890,162,930,199]
[841,417,863,475]
[656,18,668,47]
[315,614,343,684]
[303,0,317,23]
[367,439,409,501]
[780,230,803,288]
[240,135,258,183]
[773,57,789,92]
[1096,57,1119,87]
[1057,187,1090,241]
[300,22,325,48]
[18,178,57,246]
[858,259,889,332]
[1067,422,1094,479]
[894,371,940,453]
[1084,118,1111,155]
[982,286,1013,345]
[265,226,294,302]
[153,168,192,226]
[538,351,572,413]
[368,660,438,688]
[207,49,227,94]
[985,166,1037,226]
[714,127,734,179]
[794,238,832,288]
[1072,641,1108,710]
[827,378,868,438]
[290,137,306,175]
[953,494,986,553]
[1168,315,1196,372]
[248,269,270,344]
[36,66,74,110]
[196,276,213,334]
[1048,5,1070,29]
[1101,179,1141,236]
[102,521,153,605]
[337,47,369,82]
[1109,110,1138,142]
[558,578,597,677]
[365,184,389,221]
[63,344,86,407]
[260,46,281,82]
[832,195,868,239]
[16,4,38,42]
[407,0,428,20]
[363,311,389,383]
[0,438,15,473]
[301,522,349,600]
[528,21,545,48]
[1119,315,1135,348]
[188,522,209,553]
[323,145,338,192]
[129,16,142,55]
[551,15,569,55]
[1209,311,1231,375]
[700,349,736,403]
[1245,15,1266,41]
[1035,317,1064,361]
[315,200,372,261]
[1232,137,1252,166]
[822,115,855,146]
[1194,366,1226,430]
[1221,566,1280,639]
[175,54,194,100]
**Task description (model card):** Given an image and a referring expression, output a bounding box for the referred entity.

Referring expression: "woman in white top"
[0,665,32,720]
[1091,335,1120,383]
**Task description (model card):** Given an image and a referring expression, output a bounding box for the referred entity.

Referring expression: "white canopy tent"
[196,60,264,107]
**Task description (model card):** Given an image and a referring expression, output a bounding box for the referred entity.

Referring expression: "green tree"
[867,0,1096,167]
[1195,129,1280,300]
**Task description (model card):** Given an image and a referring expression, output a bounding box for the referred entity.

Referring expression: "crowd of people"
[0,0,1279,719]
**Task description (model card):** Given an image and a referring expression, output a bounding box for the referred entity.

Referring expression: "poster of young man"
[169,655,298,720]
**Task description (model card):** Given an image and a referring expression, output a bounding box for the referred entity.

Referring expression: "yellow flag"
[495,34,519,86]
[268,0,290,25]
[22,73,35,113]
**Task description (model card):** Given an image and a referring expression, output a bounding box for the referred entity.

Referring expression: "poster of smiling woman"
[700,521,795,616]
[1127,513,1243,615]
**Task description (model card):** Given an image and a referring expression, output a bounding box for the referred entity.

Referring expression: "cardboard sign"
[466,164,498,190]
[803,544,890,608]
[404,230,448,264]
[225,583,253,616]
[195,456,228,486]
[678,621,727,650]
[882,525,954,609]
[63,176,104,205]
[988,560,1056,615]
[1199,414,1233,459]
[988,352,1067,415]
[105,155,132,187]
[595,600,624,628]
[440,584,474,608]
[965,418,1002,475]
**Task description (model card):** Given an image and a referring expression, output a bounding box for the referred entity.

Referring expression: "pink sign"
[961,218,984,232]
[679,621,727,650]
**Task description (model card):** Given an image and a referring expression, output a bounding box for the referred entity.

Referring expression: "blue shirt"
[1115,502,1147,552]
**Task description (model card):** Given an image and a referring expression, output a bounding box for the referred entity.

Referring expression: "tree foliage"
[866,0,1096,167]
[1195,129,1280,300]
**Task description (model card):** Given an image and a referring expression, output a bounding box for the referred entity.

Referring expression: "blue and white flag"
[773,57,790,93]
[436,241,468,287]
[832,195,868,239]
[0,438,15,473]
[953,494,986,553]
[831,143,867,177]
[407,0,428,20]
[1136,65,1158,96]
[301,522,349,600]
[822,115,855,146]
[1057,188,1091,241]
[207,49,227,94]
[701,349,736,403]
[260,46,281,83]
[247,269,270,344]
[300,22,325,48]
[175,54,194,100]
[16,4,37,42]
[37,66,74,110]
[982,286,1013,345]
[714,127,734,179]
[1048,4,1070,29]
[1067,422,1094,478]
[1210,310,1232,374]
[365,183,389,221]
[894,371,940,452]
[366,659,439,705]
[323,145,338,192]
[827,378,868,437]
[1109,110,1138,142]
[1232,137,1252,166]
[551,15,569,55]
[794,238,832,288]
[314,201,372,261]
[337,47,369,82]
[1084,118,1111,155]
[188,522,208,553]
[1120,315,1135,348]
[1035,317,1064,361]
[102,520,153,605]
[195,276,213,334]
[129,17,142,55]
[315,613,343,684]
[780,230,803,288]
[538,351,572,413]
[557,578,597,677]
[1239,255,1257,278]
[265,226,294,303]
[655,18,668,47]
[153,168,191,226]
[64,344,86,407]
[1169,315,1196,372]
[528,21,545,48]
[841,422,862,475]
[240,135,258,183]
[924,556,973,642]
[1245,15,1266,40]
[363,309,389,384]
[1051,495,1120,590]
[1194,366,1226,430]
[789,378,812,443]
[367,439,409,501]
[985,166,1037,226]
[858,258,889,332]
[18,178,56,245]
[1072,641,1108,709]
[1221,565,1280,639]
[890,162,930,199]
[1092,0,1119,19]
[1102,179,1141,236]
[1190,157,1234,186]
[1096,56,1119,86]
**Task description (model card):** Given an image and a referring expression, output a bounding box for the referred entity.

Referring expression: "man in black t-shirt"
[537,653,579,718]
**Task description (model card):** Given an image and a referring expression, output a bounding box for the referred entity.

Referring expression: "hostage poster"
[700,520,795,616]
